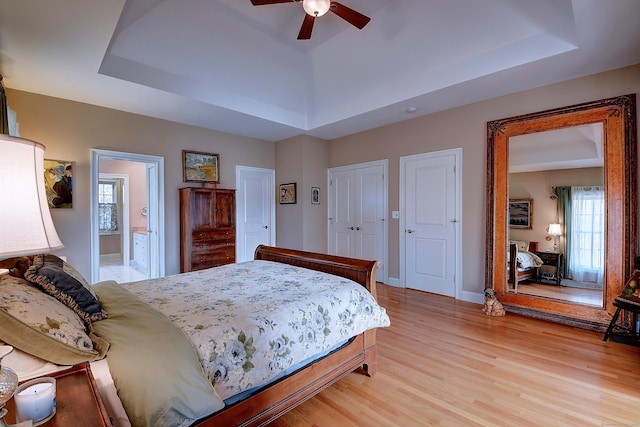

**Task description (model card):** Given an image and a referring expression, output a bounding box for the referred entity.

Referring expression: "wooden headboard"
[254,245,379,297]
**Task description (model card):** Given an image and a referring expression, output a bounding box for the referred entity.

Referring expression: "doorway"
[400,149,462,297]
[327,160,388,283]
[235,166,276,262]
[90,149,165,283]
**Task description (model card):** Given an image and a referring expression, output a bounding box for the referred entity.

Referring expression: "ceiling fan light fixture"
[302,0,331,17]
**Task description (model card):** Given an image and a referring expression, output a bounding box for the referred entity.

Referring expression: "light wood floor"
[269,284,640,427]
[516,281,603,306]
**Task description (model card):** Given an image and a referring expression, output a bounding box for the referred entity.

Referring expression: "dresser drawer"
[192,229,235,242]
[537,252,555,263]
[191,249,235,270]
[192,241,234,253]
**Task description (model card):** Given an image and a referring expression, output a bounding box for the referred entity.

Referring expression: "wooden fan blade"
[298,14,315,40]
[251,0,296,5]
[329,1,370,29]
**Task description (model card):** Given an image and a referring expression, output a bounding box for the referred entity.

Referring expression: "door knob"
[263,225,268,229]
[349,226,355,230]
[356,227,360,231]
[406,229,415,233]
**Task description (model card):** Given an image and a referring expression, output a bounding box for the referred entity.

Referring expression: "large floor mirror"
[485,94,637,330]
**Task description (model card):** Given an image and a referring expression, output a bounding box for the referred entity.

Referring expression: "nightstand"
[6,363,110,426]
[536,251,563,286]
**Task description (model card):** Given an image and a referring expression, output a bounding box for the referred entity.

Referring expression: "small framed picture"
[311,187,320,205]
[183,150,220,183]
[44,159,73,208]
[279,183,297,204]
[508,198,533,229]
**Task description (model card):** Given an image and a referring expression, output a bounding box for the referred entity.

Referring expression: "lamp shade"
[548,223,562,236]
[303,0,331,17]
[0,134,63,257]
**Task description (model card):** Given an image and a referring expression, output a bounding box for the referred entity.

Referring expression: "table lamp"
[0,134,64,424]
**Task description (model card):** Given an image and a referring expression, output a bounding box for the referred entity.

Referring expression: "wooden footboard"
[195,245,380,427]
[508,242,539,292]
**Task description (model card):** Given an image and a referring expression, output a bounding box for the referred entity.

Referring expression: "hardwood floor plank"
[268,284,640,426]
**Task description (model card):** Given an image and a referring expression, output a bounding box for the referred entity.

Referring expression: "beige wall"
[6,64,639,297]
[7,89,275,279]
[275,134,328,253]
[329,64,640,294]
[509,167,603,251]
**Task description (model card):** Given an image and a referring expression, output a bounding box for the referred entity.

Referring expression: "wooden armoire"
[179,187,236,272]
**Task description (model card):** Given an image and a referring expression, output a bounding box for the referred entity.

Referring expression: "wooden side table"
[6,363,110,426]
[536,251,563,286]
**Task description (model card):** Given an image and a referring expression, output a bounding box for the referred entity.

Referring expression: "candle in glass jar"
[14,377,56,424]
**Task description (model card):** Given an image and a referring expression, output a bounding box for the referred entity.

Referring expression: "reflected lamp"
[548,223,562,252]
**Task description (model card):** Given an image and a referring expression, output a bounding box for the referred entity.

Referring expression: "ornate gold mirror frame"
[485,94,637,329]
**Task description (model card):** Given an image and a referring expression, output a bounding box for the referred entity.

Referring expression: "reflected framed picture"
[311,187,320,205]
[44,159,73,208]
[279,183,296,204]
[183,150,220,183]
[508,198,533,229]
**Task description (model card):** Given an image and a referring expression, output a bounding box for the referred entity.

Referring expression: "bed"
[0,245,390,427]
[508,241,543,292]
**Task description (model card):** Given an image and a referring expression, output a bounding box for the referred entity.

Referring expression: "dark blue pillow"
[24,255,107,323]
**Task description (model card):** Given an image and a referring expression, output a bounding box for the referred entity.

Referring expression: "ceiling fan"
[250,0,371,40]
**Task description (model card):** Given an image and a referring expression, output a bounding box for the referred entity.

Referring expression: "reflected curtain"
[554,186,571,278]
[568,186,605,284]
[99,203,118,233]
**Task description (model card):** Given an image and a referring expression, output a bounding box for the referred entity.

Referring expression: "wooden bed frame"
[195,245,381,427]
[508,241,539,292]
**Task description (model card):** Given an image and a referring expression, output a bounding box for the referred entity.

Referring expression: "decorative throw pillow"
[0,274,109,365]
[509,240,529,252]
[24,255,107,323]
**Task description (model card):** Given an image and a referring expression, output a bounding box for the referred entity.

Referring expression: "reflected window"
[568,186,604,284]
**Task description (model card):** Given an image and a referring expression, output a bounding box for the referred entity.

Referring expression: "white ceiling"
[1,0,639,142]
[509,124,604,173]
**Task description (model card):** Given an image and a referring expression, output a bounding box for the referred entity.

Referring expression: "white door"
[328,169,355,256]
[401,150,461,297]
[328,161,388,283]
[236,166,275,262]
[146,163,160,278]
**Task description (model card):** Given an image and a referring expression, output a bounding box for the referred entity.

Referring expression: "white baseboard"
[383,276,484,305]
[386,276,402,287]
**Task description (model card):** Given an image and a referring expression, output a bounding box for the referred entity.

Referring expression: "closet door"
[328,169,355,257]
[328,162,387,281]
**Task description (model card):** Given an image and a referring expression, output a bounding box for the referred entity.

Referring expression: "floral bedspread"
[121,260,390,400]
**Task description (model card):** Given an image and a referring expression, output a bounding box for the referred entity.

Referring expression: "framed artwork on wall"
[279,183,296,204]
[44,159,73,208]
[311,187,320,205]
[508,198,533,229]
[183,150,220,183]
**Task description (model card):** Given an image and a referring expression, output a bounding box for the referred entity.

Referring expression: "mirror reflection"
[507,124,604,306]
